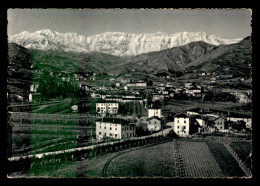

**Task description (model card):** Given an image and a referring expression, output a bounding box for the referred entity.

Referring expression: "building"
[174,113,191,137]
[146,116,162,131]
[152,94,160,101]
[213,117,226,131]
[186,108,219,118]
[148,108,162,118]
[96,118,136,141]
[226,113,252,129]
[121,97,143,104]
[184,82,193,89]
[193,115,206,127]
[79,82,92,91]
[127,81,147,87]
[105,96,123,102]
[29,93,41,102]
[186,87,201,97]
[91,91,102,99]
[96,101,119,115]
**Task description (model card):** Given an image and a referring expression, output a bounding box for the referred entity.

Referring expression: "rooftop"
[187,107,213,114]
[146,116,162,121]
[227,113,252,118]
[96,100,119,103]
[174,113,188,118]
[96,117,129,125]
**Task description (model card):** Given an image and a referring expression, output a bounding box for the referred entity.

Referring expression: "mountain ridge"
[9,29,243,57]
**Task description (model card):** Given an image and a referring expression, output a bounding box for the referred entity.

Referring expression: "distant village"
[21,70,252,143]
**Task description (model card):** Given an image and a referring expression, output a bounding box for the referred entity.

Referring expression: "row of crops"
[179,141,224,177]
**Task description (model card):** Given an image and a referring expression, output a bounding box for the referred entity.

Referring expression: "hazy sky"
[7,9,252,39]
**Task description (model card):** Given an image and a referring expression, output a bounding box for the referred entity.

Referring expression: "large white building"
[226,113,252,129]
[174,113,191,137]
[148,108,162,118]
[96,101,119,115]
[96,118,136,141]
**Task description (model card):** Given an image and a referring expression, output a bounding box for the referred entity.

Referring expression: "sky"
[7,9,252,39]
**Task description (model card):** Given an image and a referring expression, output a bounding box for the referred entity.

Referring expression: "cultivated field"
[8,139,250,178]
[230,141,252,169]
[8,112,96,157]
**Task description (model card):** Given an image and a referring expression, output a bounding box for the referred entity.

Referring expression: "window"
[183,126,186,129]
[104,127,106,129]
[99,132,101,135]
[177,126,179,129]
[110,133,112,136]
[177,120,179,123]
[155,122,157,124]
[100,126,101,129]
[184,120,186,123]
[110,127,112,130]
[104,133,106,136]
[115,128,117,131]
[115,134,117,137]
[149,121,151,124]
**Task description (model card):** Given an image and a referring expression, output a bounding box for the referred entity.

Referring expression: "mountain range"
[8,35,251,79]
[9,29,243,57]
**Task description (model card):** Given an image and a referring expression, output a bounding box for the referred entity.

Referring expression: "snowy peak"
[8,30,243,56]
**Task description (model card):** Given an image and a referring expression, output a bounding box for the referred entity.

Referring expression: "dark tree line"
[37,75,79,99]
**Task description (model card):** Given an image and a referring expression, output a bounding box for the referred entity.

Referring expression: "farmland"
[206,141,246,177]
[8,112,96,157]
[230,141,252,169]
[12,139,250,178]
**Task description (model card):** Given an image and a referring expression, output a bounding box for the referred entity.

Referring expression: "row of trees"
[37,75,79,99]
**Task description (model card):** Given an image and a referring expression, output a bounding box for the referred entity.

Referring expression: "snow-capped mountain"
[8,29,243,56]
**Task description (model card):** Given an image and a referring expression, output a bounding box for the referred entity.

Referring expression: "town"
[14,69,252,142]
[7,8,252,178]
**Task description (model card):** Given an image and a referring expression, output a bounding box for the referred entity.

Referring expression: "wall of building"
[227,117,252,129]
[214,118,225,130]
[147,119,161,131]
[148,109,162,118]
[96,121,122,140]
[196,118,205,127]
[96,103,119,114]
[173,117,190,137]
